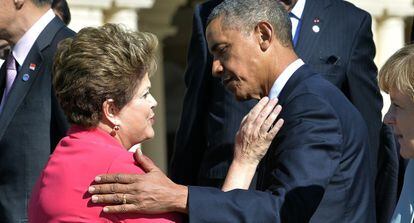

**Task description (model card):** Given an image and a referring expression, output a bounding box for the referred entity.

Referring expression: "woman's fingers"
[260,104,282,134]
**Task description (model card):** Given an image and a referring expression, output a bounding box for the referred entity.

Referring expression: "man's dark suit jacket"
[0,17,75,222]
[187,64,375,223]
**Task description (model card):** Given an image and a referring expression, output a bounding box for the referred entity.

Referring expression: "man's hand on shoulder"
[88,149,189,214]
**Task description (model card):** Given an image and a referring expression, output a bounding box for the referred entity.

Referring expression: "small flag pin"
[29,63,36,71]
[22,74,30,81]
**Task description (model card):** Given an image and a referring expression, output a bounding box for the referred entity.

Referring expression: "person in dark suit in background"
[0,0,70,66]
[89,0,375,222]
[0,0,75,221]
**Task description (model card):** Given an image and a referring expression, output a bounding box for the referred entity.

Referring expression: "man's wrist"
[171,184,189,214]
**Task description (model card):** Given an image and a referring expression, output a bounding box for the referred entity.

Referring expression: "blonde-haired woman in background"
[379,44,414,223]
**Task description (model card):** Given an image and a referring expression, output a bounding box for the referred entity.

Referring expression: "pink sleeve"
[106,152,183,223]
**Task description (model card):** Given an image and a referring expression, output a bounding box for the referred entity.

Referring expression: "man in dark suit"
[171,0,383,185]
[0,0,74,221]
[171,0,398,221]
[89,0,375,221]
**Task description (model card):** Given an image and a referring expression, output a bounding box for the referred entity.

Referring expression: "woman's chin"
[400,145,414,159]
[142,130,155,142]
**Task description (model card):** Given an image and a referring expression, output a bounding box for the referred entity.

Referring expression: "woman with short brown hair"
[29,23,180,222]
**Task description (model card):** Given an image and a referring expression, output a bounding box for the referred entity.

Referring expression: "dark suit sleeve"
[345,13,382,173]
[188,186,280,222]
[187,93,343,222]
[169,4,210,185]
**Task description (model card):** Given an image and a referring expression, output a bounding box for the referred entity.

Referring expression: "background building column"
[377,17,406,116]
[67,0,112,32]
[137,0,187,172]
[377,17,405,67]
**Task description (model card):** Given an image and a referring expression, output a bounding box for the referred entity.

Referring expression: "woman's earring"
[110,124,120,136]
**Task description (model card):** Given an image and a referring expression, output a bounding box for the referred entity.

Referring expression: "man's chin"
[227,85,254,101]
[233,93,251,101]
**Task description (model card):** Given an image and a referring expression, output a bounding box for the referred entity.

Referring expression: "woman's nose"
[383,106,396,126]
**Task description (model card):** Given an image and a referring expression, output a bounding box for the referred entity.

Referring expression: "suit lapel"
[0,17,64,139]
[295,0,332,62]
[0,47,43,138]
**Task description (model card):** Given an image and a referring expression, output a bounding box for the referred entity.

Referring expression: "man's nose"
[212,59,224,77]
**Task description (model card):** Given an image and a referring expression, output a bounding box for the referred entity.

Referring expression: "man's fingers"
[91,193,130,204]
[89,182,132,194]
[102,204,138,213]
[94,173,140,184]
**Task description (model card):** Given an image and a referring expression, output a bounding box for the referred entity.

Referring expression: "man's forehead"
[206,18,223,36]
[206,19,226,46]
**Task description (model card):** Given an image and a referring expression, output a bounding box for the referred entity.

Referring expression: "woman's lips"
[149,115,155,124]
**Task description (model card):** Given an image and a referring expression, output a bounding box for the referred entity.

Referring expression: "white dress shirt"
[290,0,306,39]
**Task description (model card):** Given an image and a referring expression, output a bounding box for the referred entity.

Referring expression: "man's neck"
[263,49,298,97]
[9,5,50,44]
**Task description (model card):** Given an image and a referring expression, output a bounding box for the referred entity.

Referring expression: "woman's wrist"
[222,159,259,191]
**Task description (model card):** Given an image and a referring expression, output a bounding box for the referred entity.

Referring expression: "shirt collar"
[12,9,55,66]
[290,0,306,19]
[268,58,304,99]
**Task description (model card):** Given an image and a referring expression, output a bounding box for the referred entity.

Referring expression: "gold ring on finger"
[122,194,127,204]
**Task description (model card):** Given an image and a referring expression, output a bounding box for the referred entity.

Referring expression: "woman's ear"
[102,99,120,126]
[255,21,273,51]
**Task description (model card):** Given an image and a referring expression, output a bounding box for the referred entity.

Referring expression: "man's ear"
[102,99,120,126]
[255,21,273,51]
[14,0,24,9]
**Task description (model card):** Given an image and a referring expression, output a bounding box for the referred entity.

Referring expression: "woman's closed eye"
[142,92,149,98]
[392,102,403,110]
